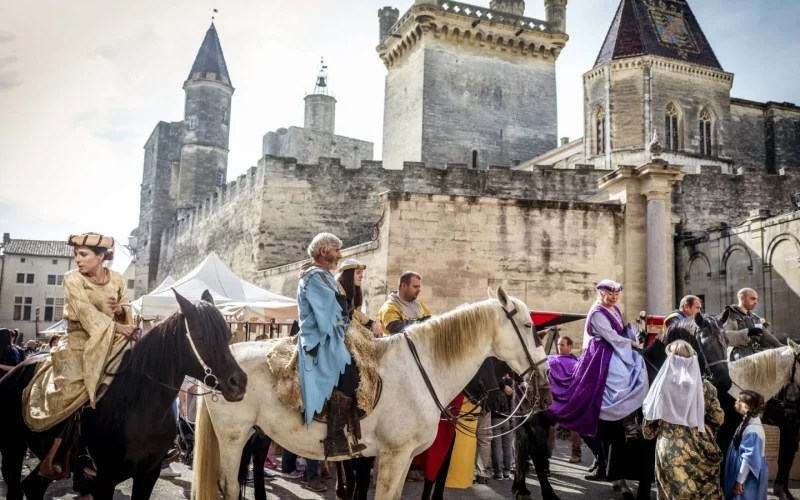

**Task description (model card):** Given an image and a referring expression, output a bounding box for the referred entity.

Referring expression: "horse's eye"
[524,323,533,329]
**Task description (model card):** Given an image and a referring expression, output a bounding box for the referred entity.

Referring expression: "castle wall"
[677,210,800,341]
[157,166,266,284]
[730,100,767,170]
[262,127,374,170]
[382,47,425,170]
[609,67,644,151]
[254,156,607,272]
[420,38,558,169]
[135,121,182,295]
[258,191,626,348]
[767,104,800,173]
[673,167,800,232]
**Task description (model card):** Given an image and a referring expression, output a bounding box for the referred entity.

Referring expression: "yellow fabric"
[24,269,132,431]
[445,400,479,488]
[378,298,432,335]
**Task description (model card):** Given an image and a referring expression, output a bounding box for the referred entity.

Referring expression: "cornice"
[583,55,734,87]
[378,0,568,68]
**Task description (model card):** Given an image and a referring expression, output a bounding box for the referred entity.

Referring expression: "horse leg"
[775,420,800,500]
[18,464,54,500]
[374,449,414,500]
[130,463,162,500]
[217,430,252,500]
[531,418,560,500]
[511,425,532,500]
[0,437,27,500]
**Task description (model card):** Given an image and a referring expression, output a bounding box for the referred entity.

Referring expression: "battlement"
[162,164,266,243]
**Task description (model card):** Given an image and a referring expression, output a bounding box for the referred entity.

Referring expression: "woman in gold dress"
[25,233,135,432]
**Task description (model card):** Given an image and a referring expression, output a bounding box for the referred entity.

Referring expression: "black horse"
[0,290,248,500]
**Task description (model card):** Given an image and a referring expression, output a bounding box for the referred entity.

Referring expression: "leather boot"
[323,390,367,459]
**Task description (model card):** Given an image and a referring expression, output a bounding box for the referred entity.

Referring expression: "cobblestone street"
[4,440,800,499]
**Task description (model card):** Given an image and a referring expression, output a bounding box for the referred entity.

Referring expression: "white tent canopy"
[131,275,175,316]
[135,253,297,322]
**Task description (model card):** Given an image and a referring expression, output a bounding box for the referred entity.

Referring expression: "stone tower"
[378,7,400,45]
[377,0,568,170]
[304,61,336,134]
[177,23,234,209]
[545,0,567,33]
[583,0,732,169]
[134,23,233,296]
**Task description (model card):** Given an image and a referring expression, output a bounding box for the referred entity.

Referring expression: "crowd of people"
[0,230,787,500]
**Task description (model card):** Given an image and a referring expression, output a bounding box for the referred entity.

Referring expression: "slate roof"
[187,23,232,85]
[594,0,722,70]
[3,239,73,258]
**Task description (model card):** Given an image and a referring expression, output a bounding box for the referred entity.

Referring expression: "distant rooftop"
[3,238,73,258]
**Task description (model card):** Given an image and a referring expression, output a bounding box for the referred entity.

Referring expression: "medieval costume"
[723,417,769,500]
[24,234,133,431]
[335,259,376,331]
[379,291,431,335]
[663,309,686,329]
[296,261,364,457]
[722,305,781,361]
[547,280,648,437]
[643,351,725,500]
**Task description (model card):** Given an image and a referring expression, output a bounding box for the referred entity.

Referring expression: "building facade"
[0,234,137,340]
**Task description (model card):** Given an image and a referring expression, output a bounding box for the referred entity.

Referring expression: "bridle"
[105,317,222,402]
[403,300,550,437]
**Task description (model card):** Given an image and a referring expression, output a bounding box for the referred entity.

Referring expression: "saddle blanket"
[265,323,381,419]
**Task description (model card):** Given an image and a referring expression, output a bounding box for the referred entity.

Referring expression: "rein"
[403,301,549,438]
[104,318,222,402]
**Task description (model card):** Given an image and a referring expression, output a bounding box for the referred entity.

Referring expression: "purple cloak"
[546,304,625,437]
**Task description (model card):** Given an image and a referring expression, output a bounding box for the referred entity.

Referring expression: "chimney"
[560,137,570,146]
[2,233,9,245]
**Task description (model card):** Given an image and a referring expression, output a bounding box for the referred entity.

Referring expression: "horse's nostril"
[228,373,243,390]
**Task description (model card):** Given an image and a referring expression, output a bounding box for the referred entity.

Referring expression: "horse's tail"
[191,397,220,500]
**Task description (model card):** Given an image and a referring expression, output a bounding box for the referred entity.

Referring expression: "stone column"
[637,161,685,314]
[645,192,668,313]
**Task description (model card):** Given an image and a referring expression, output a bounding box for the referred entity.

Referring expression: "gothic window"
[216,171,225,186]
[595,106,606,155]
[665,102,681,151]
[699,107,713,156]
[187,118,198,130]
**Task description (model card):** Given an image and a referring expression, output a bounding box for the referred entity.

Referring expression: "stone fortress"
[133,0,800,343]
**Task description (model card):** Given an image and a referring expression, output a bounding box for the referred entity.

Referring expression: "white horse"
[191,287,551,500]
[728,338,800,400]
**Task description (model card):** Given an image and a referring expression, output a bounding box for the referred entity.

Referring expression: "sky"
[1,0,798,243]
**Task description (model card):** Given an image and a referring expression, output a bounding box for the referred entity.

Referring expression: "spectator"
[1,328,24,368]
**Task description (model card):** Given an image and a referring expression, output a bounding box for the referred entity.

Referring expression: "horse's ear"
[718,308,730,324]
[496,286,509,308]
[694,312,704,328]
[487,287,496,299]
[789,338,800,353]
[173,288,196,319]
[201,290,214,306]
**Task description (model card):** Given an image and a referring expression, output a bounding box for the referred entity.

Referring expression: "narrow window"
[57,275,64,286]
[472,150,478,169]
[595,106,606,155]
[188,118,198,130]
[222,109,228,123]
[48,275,56,285]
[13,297,22,321]
[128,279,135,290]
[699,107,712,156]
[23,297,32,321]
[26,273,34,284]
[16,273,24,283]
[54,298,64,321]
[665,102,681,151]
[45,298,54,322]
[216,171,225,186]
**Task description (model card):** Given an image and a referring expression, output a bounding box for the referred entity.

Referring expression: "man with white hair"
[723,288,781,361]
[297,233,366,463]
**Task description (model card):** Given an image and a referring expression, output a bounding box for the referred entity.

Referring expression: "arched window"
[595,106,605,155]
[699,107,712,156]
[665,102,681,151]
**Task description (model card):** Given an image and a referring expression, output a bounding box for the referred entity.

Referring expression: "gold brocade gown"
[24,269,133,431]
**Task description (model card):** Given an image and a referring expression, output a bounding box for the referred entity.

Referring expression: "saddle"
[265,322,382,422]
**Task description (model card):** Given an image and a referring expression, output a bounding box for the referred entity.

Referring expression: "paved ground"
[3,439,800,499]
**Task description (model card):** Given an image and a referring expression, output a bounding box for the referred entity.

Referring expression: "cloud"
[0,55,20,91]
[72,108,142,143]
[0,32,14,44]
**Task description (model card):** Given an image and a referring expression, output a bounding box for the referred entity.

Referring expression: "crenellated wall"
[673,166,800,232]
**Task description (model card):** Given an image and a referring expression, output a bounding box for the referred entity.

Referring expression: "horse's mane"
[374,299,499,366]
[729,346,793,400]
[103,301,224,421]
